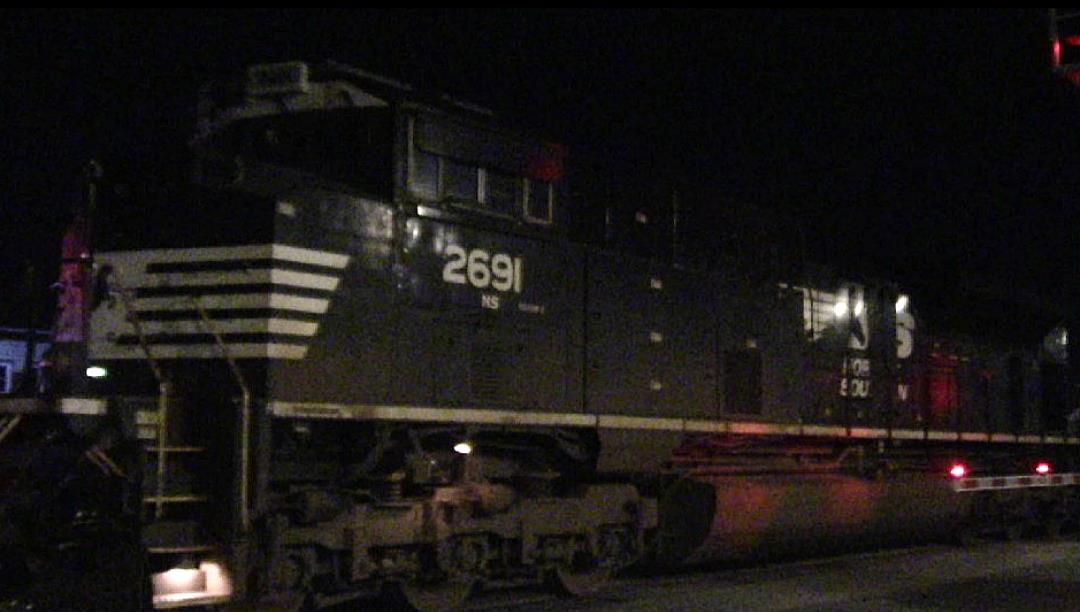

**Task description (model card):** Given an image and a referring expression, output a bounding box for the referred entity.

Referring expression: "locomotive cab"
[79,61,646,609]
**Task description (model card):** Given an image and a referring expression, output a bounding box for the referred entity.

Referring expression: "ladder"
[136,399,215,556]
[119,290,215,556]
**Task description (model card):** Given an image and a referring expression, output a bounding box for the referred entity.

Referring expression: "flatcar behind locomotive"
[3,61,1080,611]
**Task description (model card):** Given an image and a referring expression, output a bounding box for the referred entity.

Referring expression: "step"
[145,446,207,453]
[147,544,217,555]
[155,594,231,610]
[143,495,209,504]
[143,520,217,555]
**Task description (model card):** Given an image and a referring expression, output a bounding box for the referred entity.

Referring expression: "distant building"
[0,327,50,394]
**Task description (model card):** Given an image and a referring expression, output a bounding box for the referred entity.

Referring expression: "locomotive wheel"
[548,552,613,597]
[394,575,474,612]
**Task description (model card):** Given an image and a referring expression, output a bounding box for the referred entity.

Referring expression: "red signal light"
[1054,39,1063,67]
[526,143,566,182]
[949,463,967,479]
[1035,462,1051,475]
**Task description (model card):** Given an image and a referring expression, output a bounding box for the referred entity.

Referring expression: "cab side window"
[407,114,556,226]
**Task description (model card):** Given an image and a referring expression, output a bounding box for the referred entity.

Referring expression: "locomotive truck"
[2,60,1080,611]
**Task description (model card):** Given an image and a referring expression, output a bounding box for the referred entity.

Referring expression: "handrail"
[117,286,172,519]
[116,287,166,387]
[0,414,22,448]
[189,296,253,532]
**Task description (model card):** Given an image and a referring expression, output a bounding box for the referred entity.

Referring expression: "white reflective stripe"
[91,343,308,360]
[134,294,329,313]
[728,421,799,435]
[270,402,597,427]
[765,423,806,436]
[684,420,726,433]
[147,269,340,291]
[266,319,320,336]
[599,415,685,431]
[677,420,827,436]
[266,294,330,313]
[115,318,318,337]
[60,398,108,415]
[726,421,775,435]
[100,243,350,269]
[263,403,1080,445]
[59,393,1075,450]
[51,395,1080,451]
[101,244,275,263]
[849,427,889,439]
[802,424,848,437]
[271,244,350,269]
[269,269,341,290]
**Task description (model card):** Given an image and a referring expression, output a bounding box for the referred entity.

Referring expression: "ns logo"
[835,286,915,360]
[835,287,916,401]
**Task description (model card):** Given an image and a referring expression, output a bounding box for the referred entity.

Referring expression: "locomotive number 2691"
[442,246,524,293]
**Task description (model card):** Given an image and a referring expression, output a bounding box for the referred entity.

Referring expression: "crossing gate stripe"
[954,472,1080,492]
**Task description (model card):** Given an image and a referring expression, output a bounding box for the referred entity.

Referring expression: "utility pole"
[1049,9,1080,432]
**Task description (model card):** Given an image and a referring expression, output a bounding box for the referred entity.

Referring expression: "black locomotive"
[2,61,1078,611]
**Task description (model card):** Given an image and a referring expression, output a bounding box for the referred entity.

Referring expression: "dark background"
[2,9,1079,329]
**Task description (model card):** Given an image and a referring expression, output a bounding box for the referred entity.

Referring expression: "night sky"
[2,9,1079,329]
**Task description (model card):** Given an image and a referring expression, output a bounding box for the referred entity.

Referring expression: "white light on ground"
[153,568,205,595]
[200,562,232,596]
[895,294,909,314]
[86,366,108,378]
[454,441,473,455]
[151,561,232,605]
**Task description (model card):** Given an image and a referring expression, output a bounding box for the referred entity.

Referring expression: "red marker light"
[1055,39,1063,66]
[1035,462,1051,475]
[949,463,967,479]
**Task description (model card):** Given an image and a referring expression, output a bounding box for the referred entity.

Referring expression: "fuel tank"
[654,472,969,565]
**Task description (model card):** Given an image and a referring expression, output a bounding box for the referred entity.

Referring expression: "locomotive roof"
[197,60,557,153]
